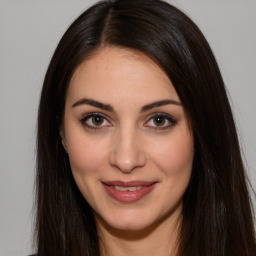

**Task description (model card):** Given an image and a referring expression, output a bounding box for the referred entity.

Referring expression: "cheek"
[152,133,194,213]
[150,132,194,178]
[65,132,109,203]
[66,130,108,176]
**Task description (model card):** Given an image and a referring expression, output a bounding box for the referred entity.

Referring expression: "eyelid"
[80,112,177,131]
[144,112,177,130]
[80,112,112,129]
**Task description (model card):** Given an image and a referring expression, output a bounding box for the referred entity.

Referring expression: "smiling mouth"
[114,185,142,191]
[102,181,157,203]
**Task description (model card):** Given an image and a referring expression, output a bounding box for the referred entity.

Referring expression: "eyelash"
[144,113,177,130]
[80,112,177,131]
[80,113,111,130]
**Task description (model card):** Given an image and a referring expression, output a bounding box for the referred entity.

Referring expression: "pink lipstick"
[102,181,157,203]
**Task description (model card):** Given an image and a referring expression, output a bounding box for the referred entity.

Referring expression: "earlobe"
[63,144,68,153]
[60,129,68,153]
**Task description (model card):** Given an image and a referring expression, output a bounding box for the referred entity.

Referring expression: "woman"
[34,0,256,255]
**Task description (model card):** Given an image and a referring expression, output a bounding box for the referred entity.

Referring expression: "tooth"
[115,186,128,191]
[114,186,143,191]
[128,187,136,191]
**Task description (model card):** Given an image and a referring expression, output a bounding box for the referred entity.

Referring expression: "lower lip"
[102,183,156,203]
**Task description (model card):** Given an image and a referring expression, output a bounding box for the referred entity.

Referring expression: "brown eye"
[92,116,104,126]
[81,113,111,129]
[153,116,165,126]
[145,113,176,130]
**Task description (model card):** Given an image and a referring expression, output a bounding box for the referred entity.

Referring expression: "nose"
[109,127,146,173]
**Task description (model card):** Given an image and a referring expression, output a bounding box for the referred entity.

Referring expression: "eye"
[81,113,111,129]
[145,113,176,130]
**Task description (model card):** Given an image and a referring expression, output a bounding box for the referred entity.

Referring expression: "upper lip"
[102,180,157,187]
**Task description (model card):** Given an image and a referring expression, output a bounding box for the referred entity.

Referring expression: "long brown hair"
[36,0,256,255]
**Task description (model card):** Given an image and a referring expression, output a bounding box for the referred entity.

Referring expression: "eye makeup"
[80,111,177,132]
[144,113,177,131]
[80,112,112,130]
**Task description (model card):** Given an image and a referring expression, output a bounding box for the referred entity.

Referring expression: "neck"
[96,210,181,256]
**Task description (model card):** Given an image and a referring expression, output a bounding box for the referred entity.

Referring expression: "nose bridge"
[109,123,146,173]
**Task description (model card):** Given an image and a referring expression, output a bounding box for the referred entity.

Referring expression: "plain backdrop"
[0,0,255,255]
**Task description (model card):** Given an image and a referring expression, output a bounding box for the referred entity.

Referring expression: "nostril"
[108,132,146,172]
[109,149,146,173]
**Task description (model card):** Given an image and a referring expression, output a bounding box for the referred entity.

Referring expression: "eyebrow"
[71,98,181,112]
[72,98,114,112]
[141,99,182,112]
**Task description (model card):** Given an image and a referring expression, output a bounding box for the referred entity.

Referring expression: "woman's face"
[62,47,194,232]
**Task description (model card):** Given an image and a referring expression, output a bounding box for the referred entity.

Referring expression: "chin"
[94,208,168,234]
[110,218,152,232]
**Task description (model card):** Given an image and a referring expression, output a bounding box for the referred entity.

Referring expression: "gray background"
[0,0,255,255]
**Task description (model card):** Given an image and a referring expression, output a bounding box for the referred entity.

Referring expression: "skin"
[62,47,194,256]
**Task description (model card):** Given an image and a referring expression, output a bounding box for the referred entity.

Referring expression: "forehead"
[67,47,179,104]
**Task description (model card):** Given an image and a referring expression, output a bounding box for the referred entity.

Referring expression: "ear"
[59,129,68,153]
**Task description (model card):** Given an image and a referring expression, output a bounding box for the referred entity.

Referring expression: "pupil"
[154,116,164,126]
[92,116,103,125]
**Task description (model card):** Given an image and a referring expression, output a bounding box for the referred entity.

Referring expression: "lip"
[102,180,157,203]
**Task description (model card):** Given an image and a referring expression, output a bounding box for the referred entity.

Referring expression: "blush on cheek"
[158,140,193,162]
[69,151,98,176]
[67,135,99,168]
